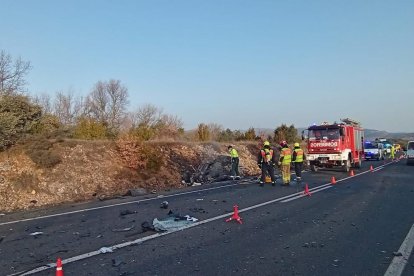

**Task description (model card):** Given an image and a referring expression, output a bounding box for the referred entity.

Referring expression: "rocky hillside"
[0,140,261,212]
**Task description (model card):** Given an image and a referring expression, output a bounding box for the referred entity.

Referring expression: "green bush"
[31,114,61,135]
[73,117,107,140]
[0,95,42,150]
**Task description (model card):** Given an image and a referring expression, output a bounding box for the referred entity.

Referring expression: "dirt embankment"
[0,140,261,212]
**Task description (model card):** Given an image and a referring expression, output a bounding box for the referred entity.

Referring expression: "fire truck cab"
[303,119,364,172]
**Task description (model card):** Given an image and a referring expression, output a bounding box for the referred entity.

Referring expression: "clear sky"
[2,0,413,132]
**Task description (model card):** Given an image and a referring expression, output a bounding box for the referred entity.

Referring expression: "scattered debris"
[99,247,113,253]
[0,236,4,243]
[393,252,403,257]
[160,201,169,209]
[189,207,207,214]
[196,199,204,201]
[119,210,136,217]
[96,235,103,238]
[111,258,124,267]
[153,212,198,232]
[151,190,157,194]
[112,225,135,232]
[30,200,37,204]
[0,213,4,216]
[141,221,156,232]
[125,188,147,197]
[29,232,44,236]
[303,243,310,248]
[192,182,202,186]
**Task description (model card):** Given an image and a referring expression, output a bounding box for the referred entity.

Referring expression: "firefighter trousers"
[294,162,303,178]
[261,163,275,182]
[281,164,291,184]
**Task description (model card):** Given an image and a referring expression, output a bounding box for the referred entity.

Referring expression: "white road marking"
[1,171,312,227]
[384,223,414,276]
[0,162,395,228]
[10,161,397,275]
[0,182,242,226]
[281,186,333,202]
[12,191,310,275]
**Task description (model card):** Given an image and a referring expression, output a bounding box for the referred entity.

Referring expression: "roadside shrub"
[116,134,163,173]
[197,123,210,141]
[73,117,107,140]
[0,94,42,150]
[25,137,62,168]
[11,171,39,192]
[31,114,61,135]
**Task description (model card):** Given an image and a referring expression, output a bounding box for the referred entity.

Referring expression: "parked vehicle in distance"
[393,144,401,152]
[364,141,384,161]
[406,141,414,165]
[376,138,392,154]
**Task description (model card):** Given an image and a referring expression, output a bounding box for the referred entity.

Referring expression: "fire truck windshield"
[309,129,340,140]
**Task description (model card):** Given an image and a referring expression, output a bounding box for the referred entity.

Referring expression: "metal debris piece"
[112,225,135,232]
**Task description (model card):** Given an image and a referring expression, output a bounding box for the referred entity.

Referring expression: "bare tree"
[130,104,163,128]
[0,50,32,95]
[208,123,223,141]
[53,90,85,125]
[32,93,53,114]
[86,79,129,134]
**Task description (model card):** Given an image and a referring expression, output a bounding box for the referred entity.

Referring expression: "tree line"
[0,50,299,150]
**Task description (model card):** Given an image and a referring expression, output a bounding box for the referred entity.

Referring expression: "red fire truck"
[303,118,364,172]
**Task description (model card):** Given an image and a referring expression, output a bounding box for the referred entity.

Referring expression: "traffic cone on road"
[303,183,311,196]
[370,165,374,172]
[56,258,63,276]
[226,205,242,224]
[350,170,355,176]
[331,176,336,185]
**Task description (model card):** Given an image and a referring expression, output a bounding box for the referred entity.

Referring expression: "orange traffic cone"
[56,258,63,276]
[303,183,311,196]
[370,165,374,172]
[350,170,355,176]
[226,205,242,224]
[331,176,336,185]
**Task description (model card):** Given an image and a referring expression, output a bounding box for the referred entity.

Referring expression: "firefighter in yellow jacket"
[292,142,305,182]
[278,141,292,185]
[228,145,241,180]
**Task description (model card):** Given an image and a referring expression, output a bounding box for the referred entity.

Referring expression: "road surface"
[1,157,413,276]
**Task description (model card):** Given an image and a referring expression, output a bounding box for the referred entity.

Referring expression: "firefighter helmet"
[294,142,300,147]
[263,141,270,146]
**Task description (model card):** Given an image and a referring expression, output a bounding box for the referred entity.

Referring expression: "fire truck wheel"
[310,163,318,172]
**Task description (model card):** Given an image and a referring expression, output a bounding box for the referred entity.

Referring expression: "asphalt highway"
[1,156,413,276]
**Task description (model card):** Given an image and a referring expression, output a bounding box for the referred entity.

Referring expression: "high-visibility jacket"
[260,148,274,163]
[293,148,304,163]
[280,147,292,165]
[229,148,239,158]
